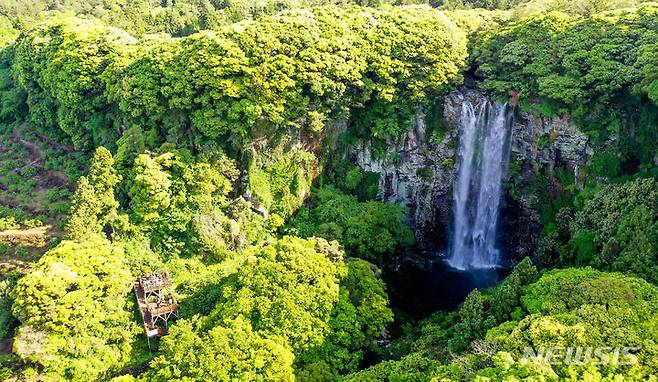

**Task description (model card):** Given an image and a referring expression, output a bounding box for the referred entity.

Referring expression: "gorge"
[363,88,591,316]
[0,2,656,381]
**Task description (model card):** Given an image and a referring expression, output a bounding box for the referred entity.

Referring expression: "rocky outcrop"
[513,113,591,169]
[503,99,593,260]
[351,108,458,253]
[444,89,592,171]
[350,88,593,260]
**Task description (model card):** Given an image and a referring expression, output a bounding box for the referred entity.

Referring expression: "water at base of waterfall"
[447,98,513,271]
[386,258,510,318]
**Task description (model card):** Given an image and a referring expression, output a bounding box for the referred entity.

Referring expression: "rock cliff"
[350,88,593,260]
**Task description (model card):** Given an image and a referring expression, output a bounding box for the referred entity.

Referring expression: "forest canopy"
[12,7,468,151]
[0,0,655,381]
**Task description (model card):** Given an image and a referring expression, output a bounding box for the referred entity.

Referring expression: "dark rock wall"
[350,88,593,262]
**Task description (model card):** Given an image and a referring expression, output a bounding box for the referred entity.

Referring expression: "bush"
[288,186,414,264]
[567,178,658,282]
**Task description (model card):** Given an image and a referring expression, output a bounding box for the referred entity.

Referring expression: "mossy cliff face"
[244,128,329,225]
[243,87,594,262]
[350,88,593,260]
[350,108,457,255]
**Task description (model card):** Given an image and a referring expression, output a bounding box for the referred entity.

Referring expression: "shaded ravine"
[386,95,514,318]
[385,261,510,318]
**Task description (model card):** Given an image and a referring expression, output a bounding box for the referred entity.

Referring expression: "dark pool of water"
[385,258,511,319]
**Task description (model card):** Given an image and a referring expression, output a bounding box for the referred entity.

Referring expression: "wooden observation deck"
[134,271,179,338]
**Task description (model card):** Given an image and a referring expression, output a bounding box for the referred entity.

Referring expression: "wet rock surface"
[351,108,458,254]
[350,87,593,262]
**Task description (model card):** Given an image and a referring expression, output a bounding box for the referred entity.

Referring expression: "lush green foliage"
[298,258,393,377]
[66,146,121,240]
[0,2,656,382]
[126,149,238,256]
[288,186,415,264]
[11,237,138,381]
[0,0,533,40]
[474,5,658,172]
[476,5,658,104]
[205,236,342,353]
[0,271,18,340]
[482,268,658,381]
[345,266,658,381]
[142,236,393,381]
[511,0,657,17]
[536,178,658,284]
[14,18,136,149]
[248,147,317,220]
[12,7,467,152]
[146,317,296,382]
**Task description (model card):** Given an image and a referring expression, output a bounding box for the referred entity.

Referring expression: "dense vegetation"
[346,266,658,381]
[475,4,658,174]
[11,7,467,151]
[0,0,655,381]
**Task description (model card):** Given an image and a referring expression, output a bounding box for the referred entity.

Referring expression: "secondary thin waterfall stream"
[447,98,513,270]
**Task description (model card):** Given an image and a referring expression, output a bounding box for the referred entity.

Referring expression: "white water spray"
[447,98,513,270]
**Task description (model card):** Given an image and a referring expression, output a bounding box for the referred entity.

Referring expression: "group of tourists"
[142,272,168,289]
[155,294,175,309]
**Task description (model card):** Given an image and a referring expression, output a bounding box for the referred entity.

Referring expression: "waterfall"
[447,98,513,270]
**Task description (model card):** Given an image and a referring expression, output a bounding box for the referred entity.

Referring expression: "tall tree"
[66,147,121,241]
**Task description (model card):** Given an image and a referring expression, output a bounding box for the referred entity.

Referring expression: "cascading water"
[447,98,513,270]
